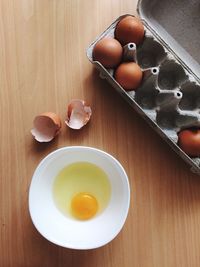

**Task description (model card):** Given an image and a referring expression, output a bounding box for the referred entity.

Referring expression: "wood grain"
[0,1,200,266]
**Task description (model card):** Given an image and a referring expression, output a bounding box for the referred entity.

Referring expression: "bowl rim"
[29,146,130,249]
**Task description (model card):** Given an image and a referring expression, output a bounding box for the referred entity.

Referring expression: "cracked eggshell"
[65,99,92,130]
[31,112,62,142]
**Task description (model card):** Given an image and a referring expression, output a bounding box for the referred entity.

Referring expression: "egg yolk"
[71,193,98,220]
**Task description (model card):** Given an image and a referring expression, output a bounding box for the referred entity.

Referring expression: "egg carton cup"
[87,14,200,175]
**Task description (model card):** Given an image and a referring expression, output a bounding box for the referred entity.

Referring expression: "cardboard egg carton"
[87,10,200,174]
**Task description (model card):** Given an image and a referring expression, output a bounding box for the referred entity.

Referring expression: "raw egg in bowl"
[29,146,130,250]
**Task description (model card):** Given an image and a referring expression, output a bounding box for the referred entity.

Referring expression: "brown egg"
[178,128,200,157]
[114,62,143,91]
[92,37,123,68]
[115,16,144,45]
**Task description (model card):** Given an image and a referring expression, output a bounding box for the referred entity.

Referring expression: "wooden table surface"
[1,1,200,266]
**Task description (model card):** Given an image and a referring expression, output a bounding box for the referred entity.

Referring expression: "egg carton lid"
[137,0,200,82]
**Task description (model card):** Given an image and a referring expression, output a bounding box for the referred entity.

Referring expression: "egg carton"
[87,11,200,174]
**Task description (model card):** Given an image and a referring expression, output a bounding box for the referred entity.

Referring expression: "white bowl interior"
[29,146,130,249]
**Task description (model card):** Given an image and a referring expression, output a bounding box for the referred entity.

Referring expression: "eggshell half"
[65,99,92,130]
[31,112,62,142]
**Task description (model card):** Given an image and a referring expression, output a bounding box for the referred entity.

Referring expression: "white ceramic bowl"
[29,146,130,249]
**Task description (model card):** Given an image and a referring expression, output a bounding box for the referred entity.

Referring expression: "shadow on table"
[30,136,59,154]
[27,221,123,267]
